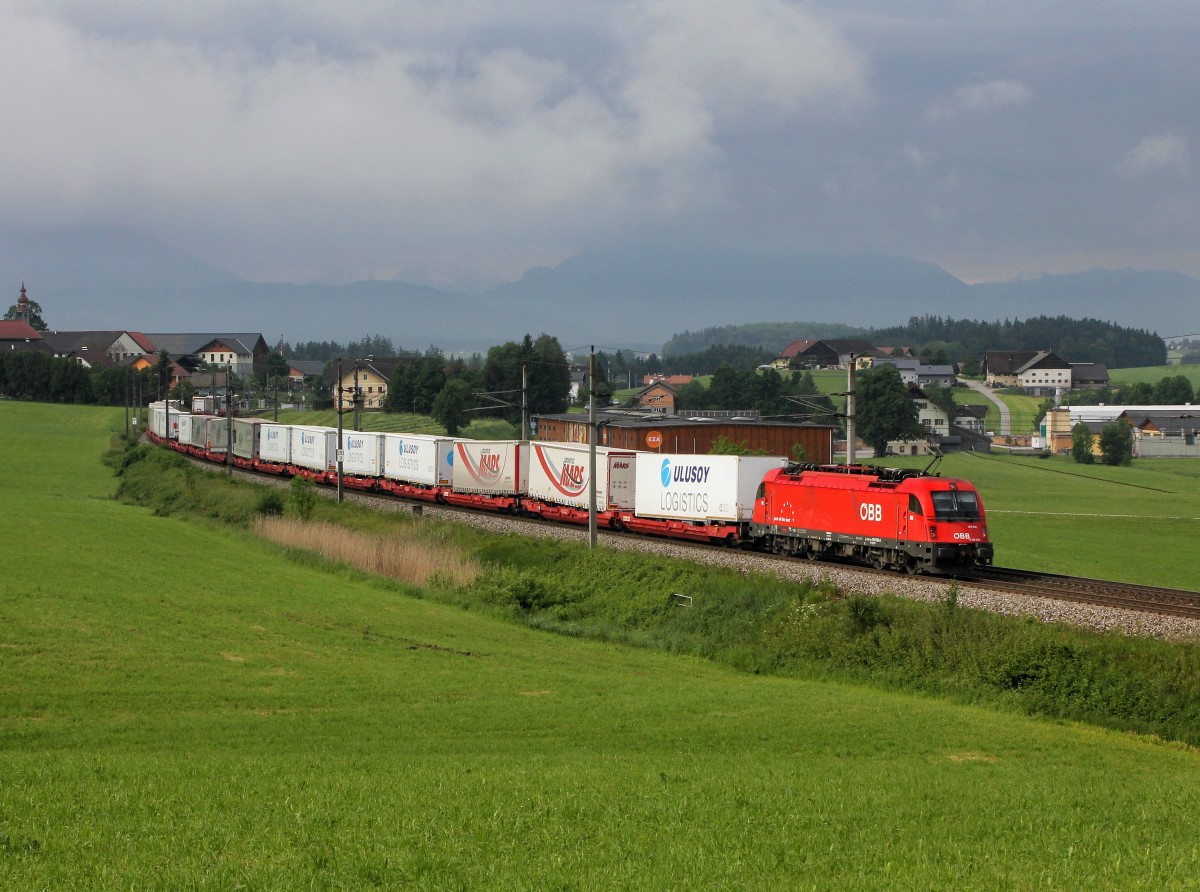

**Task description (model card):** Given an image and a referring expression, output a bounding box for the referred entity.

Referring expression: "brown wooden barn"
[533,412,835,463]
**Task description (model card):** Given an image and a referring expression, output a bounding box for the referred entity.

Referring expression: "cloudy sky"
[2,0,1198,290]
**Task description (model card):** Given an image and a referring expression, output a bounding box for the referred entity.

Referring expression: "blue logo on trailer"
[660,459,711,488]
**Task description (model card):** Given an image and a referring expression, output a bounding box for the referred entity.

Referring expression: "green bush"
[289,477,317,520]
[255,490,285,516]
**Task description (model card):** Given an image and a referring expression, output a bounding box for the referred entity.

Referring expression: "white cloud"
[1117,133,1190,177]
[927,77,1030,121]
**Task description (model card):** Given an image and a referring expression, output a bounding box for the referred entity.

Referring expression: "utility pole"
[588,346,597,548]
[521,363,529,440]
[124,368,130,438]
[336,357,344,503]
[165,359,171,449]
[846,357,857,465]
[226,361,234,476]
[353,359,362,431]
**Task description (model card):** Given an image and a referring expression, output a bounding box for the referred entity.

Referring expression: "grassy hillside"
[4,403,1200,888]
[1109,364,1200,388]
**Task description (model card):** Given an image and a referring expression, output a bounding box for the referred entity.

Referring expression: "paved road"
[960,379,1011,436]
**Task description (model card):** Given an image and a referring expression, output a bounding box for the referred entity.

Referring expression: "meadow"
[1109,364,1200,388]
[4,402,1200,888]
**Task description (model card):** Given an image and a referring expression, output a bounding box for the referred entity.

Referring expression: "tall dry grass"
[254,517,480,589]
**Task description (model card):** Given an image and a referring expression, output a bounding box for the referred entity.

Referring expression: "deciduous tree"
[856,365,920,456]
[1071,423,1095,464]
[1099,420,1134,466]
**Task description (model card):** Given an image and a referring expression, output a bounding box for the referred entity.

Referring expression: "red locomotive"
[750,463,993,574]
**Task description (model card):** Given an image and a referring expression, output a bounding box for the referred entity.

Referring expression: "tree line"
[0,351,172,406]
[386,334,571,435]
[664,315,1167,370]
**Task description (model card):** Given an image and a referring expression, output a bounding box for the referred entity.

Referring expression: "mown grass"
[5,401,1200,888]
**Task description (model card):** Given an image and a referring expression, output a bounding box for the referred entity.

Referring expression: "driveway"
[960,379,1011,436]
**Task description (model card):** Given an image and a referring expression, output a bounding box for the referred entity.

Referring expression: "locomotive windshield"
[930,489,981,522]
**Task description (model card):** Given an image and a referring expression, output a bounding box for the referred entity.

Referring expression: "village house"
[146,333,270,378]
[870,357,958,387]
[982,350,1072,396]
[771,339,884,370]
[333,358,408,411]
[635,380,679,413]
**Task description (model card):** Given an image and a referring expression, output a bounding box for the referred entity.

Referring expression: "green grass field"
[1110,364,1200,388]
[4,402,1200,888]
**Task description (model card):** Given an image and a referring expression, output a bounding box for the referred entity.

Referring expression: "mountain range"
[2,226,1195,354]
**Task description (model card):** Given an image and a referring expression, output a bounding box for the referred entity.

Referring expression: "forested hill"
[663,316,1166,369]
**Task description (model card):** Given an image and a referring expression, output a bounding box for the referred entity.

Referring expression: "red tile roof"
[0,320,42,341]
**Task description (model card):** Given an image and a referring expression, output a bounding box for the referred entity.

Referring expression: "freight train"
[146,401,993,575]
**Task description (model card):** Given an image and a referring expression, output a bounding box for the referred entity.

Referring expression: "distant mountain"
[2,226,1194,353]
[0,225,238,292]
[483,245,978,349]
[0,226,502,350]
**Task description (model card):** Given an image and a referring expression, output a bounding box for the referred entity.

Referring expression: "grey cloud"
[3,0,1200,289]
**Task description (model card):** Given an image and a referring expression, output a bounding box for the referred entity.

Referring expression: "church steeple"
[16,282,30,323]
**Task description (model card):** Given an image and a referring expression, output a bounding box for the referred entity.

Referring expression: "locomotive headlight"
[929,525,937,539]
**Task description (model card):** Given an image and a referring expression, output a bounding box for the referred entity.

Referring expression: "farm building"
[533,411,835,463]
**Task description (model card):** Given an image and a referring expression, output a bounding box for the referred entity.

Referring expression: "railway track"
[346,482,1200,622]
[963,567,1200,619]
[183,449,1200,624]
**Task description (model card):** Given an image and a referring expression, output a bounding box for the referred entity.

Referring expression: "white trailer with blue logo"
[341,430,385,478]
[625,453,784,543]
[380,433,455,489]
[290,426,338,482]
[257,424,292,470]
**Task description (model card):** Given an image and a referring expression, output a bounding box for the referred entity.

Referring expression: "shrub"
[255,490,285,516]
[289,477,317,520]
